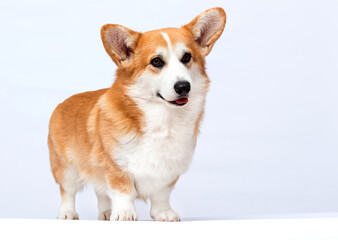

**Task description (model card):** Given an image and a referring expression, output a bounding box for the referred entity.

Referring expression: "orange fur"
[48,84,143,193]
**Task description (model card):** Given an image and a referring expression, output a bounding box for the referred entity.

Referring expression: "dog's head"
[101,8,226,108]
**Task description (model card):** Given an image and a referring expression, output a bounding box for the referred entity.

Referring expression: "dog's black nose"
[174,81,191,96]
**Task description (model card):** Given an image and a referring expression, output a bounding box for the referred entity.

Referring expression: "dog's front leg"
[108,188,137,221]
[105,162,138,221]
[150,186,180,222]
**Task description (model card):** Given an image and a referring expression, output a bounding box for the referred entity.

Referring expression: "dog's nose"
[174,81,191,96]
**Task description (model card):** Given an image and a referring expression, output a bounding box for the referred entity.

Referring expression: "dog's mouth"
[157,93,188,106]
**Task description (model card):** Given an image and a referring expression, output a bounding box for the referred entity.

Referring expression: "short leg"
[150,186,180,222]
[104,160,138,221]
[96,191,112,220]
[108,188,138,221]
[57,167,82,220]
[58,187,79,220]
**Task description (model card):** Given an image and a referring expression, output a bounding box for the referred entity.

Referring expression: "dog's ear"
[184,7,226,56]
[101,24,141,66]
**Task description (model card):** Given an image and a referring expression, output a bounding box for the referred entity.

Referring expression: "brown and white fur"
[48,7,226,221]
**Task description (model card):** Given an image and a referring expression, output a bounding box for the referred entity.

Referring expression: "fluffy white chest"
[114,105,199,198]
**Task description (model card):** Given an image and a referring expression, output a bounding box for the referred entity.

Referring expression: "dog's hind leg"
[49,137,83,220]
[57,166,83,220]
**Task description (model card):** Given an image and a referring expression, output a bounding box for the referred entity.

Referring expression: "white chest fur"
[114,102,201,198]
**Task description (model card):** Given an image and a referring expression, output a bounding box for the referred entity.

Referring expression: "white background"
[2,219,338,240]
[0,0,337,220]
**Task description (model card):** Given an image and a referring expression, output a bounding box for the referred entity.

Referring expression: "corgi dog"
[48,7,226,221]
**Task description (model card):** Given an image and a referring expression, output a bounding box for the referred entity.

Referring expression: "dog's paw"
[151,209,180,222]
[110,210,138,221]
[58,211,79,220]
[98,210,111,221]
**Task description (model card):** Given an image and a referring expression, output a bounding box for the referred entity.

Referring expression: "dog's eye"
[181,53,191,64]
[150,57,164,68]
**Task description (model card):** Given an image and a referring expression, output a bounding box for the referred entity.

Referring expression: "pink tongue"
[175,98,188,104]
